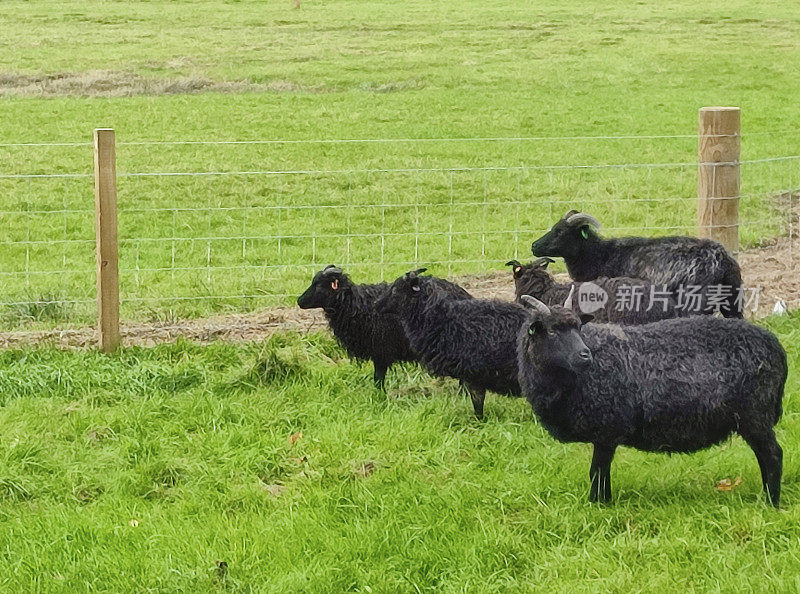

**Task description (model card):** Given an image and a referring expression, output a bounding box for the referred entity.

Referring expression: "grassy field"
[1,0,799,325]
[1,3,800,591]
[0,313,798,591]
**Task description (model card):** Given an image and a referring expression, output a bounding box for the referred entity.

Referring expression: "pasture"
[1,0,800,591]
[0,318,799,591]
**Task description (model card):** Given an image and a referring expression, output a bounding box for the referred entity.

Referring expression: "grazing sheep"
[376,269,526,419]
[297,265,470,388]
[506,257,692,324]
[516,294,787,506]
[530,210,744,318]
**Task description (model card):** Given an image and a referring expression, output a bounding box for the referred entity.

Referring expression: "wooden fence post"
[94,128,120,352]
[698,106,740,255]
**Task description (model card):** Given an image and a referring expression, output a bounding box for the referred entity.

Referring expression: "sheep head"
[519,295,593,374]
[375,268,428,315]
[531,210,603,259]
[297,264,350,309]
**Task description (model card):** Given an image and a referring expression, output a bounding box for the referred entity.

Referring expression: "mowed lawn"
[0,313,799,591]
[0,0,799,324]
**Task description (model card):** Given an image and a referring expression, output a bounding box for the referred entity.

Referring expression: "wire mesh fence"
[0,132,797,332]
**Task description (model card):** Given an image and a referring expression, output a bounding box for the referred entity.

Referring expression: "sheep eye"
[580,228,589,240]
[528,325,536,335]
[547,329,556,336]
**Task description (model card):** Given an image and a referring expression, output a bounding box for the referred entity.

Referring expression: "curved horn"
[520,295,551,315]
[322,265,343,275]
[532,257,555,269]
[566,212,602,230]
[563,284,575,308]
[506,259,522,268]
[563,209,580,219]
[406,267,428,278]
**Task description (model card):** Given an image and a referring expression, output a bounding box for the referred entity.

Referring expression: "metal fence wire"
[0,133,797,331]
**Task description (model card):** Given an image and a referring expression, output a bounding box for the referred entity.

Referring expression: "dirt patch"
[0,71,321,98]
[0,309,319,349]
[739,236,799,315]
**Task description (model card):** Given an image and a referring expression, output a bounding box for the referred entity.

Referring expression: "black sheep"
[376,269,527,419]
[516,296,787,506]
[530,210,744,318]
[297,265,471,388]
[506,257,692,324]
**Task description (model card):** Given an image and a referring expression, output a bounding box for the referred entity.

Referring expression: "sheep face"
[520,297,593,375]
[375,268,427,316]
[297,265,351,310]
[531,210,601,260]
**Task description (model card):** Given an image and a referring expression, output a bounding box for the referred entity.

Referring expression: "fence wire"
[0,134,797,331]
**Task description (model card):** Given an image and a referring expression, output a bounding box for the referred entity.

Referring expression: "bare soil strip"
[0,71,318,98]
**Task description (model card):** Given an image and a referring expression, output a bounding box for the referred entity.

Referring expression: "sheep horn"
[532,257,555,269]
[563,209,580,219]
[520,295,551,315]
[506,260,522,267]
[565,212,602,230]
[322,265,343,275]
[406,267,428,278]
[563,284,575,309]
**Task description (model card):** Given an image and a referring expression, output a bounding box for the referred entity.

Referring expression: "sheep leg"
[465,383,486,420]
[373,361,388,390]
[589,444,616,503]
[742,430,782,508]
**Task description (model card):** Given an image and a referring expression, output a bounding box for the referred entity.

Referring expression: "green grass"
[1,3,799,589]
[0,313,798,591]
[1,0,799,326]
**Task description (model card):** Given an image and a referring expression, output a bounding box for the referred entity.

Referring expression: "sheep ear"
[506,260,523,277]
[532,257,555,269]
[579,314,594,325]
[405,269,424,291]
[520,295,551,315]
